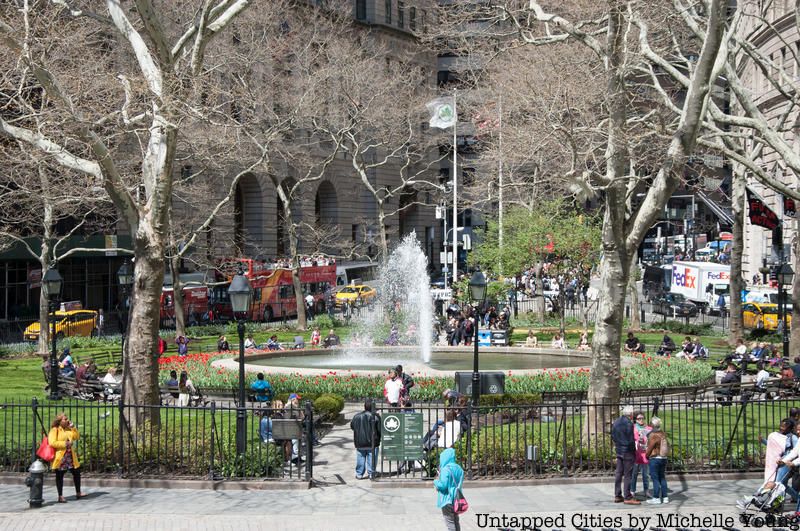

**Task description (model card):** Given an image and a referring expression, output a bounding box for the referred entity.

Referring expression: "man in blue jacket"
[434,448,465,531]
[612,405,640,504]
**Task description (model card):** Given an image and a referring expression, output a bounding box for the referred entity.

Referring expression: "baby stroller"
[736,474,786,522]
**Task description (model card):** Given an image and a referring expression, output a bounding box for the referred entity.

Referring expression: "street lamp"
[778,263,794,360]
[228,270,252,456]
[41,268,63,400]
[117,260,134,359]
[468,270,487,407]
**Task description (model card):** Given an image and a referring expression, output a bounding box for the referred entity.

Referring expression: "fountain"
[344,232,433,363]
[221,233,591,376]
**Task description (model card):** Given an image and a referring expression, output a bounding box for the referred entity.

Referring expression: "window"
[398,1,404,27]
[356,0,366,20]
[385,0,391,23]
[409,7,416,30]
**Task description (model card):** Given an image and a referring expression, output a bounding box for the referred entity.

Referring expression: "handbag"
[453,487,469,514]
[36,434,55,462]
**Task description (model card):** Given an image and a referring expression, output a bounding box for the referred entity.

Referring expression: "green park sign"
[380,411,424,461]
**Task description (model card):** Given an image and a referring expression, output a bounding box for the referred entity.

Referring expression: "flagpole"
[498,95,503,276]
[452,89,458,288]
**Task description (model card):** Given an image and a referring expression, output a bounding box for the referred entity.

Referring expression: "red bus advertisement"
[159,285,210,327]
[216,257,336,321]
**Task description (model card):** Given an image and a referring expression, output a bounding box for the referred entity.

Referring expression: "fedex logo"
[707,271,730,281]
[673,267,696,288]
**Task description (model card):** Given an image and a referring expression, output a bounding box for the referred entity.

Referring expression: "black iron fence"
[0,397,313,481]
[373,395,797,480]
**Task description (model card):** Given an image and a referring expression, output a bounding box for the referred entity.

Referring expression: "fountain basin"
[212,346,591,377]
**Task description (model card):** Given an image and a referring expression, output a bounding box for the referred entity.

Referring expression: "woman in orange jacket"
[48,413,87,502]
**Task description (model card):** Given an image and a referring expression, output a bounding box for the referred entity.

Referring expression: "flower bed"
[159,352,713,401]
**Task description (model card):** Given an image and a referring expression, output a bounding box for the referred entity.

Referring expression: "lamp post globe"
[468,271,487,407]
[228,271,252,457]
[42,268,63,401]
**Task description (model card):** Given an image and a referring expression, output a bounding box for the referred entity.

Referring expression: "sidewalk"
[0,477,761,530]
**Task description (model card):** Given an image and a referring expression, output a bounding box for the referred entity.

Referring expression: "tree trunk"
[588,248,628,405]
[729,170,745,343]
[378,202,389,262]
[286,205,307,331]
[122,226,166,426]
[169,250,186,337]
[37,242,51,357]
[628,271,641,330]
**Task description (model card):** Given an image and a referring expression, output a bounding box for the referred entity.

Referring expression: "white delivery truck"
[670,261,730,313]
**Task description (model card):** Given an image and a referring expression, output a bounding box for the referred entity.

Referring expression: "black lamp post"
[117,260,134,358]
[468,271,487,407]
[42,268,63,400]
[778,263,794,360]
[228,270,252,456]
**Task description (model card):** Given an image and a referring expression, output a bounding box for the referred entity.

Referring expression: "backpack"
[658,435,670,457]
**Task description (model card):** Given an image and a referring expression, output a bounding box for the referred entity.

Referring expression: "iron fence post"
[466,403,473,480]
[209,401,216,480]
[117,393,124,478]
[742,394,749,468]
[31,397,38,464]
[305,401,313,480]
[561,399,568,477]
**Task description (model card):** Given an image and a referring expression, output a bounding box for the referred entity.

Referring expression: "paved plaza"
[0,476,767,530]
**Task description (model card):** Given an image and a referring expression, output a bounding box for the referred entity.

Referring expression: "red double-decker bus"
[215,257,336,321]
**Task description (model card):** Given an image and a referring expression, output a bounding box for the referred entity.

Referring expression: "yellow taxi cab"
[742,302,792,331]
[335,285,376,307]
[24,304,99,341]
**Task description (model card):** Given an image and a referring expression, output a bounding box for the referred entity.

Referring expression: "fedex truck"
[670,261,730,313]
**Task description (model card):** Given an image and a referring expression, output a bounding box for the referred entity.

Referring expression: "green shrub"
[311,314,341,331]
[0,342,37,358]
[645,320,714,336]
[313,393,345,421]
[479,393,542,408]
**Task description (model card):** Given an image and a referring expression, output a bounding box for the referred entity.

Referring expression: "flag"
[426,97,456,129]
[746,187,780,230]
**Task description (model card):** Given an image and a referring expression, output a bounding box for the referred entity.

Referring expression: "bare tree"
[436,1,730,414]
[0,142,117,355]
[0,1,250,416]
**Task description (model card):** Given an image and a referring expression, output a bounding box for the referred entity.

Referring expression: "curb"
[369,470,763,488]
[0,471,762,491]
[0,472,311,490]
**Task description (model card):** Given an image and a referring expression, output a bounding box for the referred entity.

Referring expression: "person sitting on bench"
[251,372,273,403]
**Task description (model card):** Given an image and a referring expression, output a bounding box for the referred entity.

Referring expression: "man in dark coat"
[612,405,640,504]
[350,399,381,479]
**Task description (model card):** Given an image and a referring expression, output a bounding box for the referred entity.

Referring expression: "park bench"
[53,374,120,401]
[540,390,586,403]
[75,351,122,370]
[623,387,665,402]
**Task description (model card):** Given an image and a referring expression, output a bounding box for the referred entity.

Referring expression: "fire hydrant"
[25,459,47,508]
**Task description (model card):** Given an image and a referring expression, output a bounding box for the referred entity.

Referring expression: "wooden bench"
[54,374,120,401]
[623,387,666,402]
[540,390,587,403]
[75,351,122,370]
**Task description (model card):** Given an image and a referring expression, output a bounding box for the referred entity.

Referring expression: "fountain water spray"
[347,232,433,363]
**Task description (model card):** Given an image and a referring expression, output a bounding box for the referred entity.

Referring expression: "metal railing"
[372,395,796,481]
[0,397,313,481]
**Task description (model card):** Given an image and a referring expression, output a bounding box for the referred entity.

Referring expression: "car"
[651,293,698,317]
[429,276,447,289]
[24,309,99,341]
[335,285,377,307]
[743,302,792,331]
